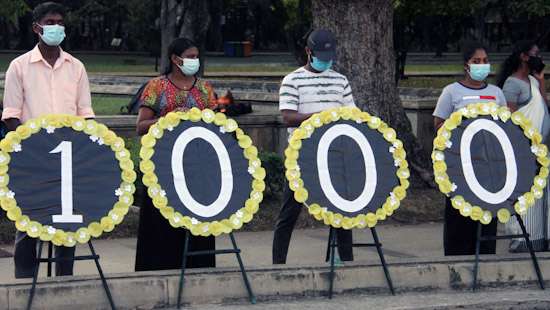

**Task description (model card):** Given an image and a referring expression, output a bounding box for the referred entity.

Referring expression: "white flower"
[219,127,226,134]
[191,218,199,225]
[322,207,328,213]
[167,126,174,132]
[252,160,261,168]
[355,119,363,124]
[6,191,15,199]
[236,210,244,218]
[89,135,99,142]
[518,196,527,206]
[531,145,540,155]
[394,159,401,167]
[247,167,255,175]
[160,190,166,197]
[445,140,453,148]
[434,152,445,161]
[115,189,123,196]
[492,114,499,120]
[451,183,458,192]
[47,226,56,235]
[12,144,22,152]
[389,146,396,153]
[97,138,104,145]
[295,165,301,172]
[45,126,55,134]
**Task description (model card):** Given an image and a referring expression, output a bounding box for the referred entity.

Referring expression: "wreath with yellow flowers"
[432,102,549,224]
[284,106,410,229]
[0,115,136,247]
[139,108,265,237]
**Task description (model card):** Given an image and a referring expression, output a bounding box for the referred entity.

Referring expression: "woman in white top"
[433,42,507,256]
[497,41,549,252]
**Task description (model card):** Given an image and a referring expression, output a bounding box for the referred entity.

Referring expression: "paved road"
[162,289,550,310]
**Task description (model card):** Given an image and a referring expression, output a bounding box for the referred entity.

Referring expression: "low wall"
[1,255,548,309]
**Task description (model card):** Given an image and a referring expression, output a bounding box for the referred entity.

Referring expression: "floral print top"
[139,76,217,116]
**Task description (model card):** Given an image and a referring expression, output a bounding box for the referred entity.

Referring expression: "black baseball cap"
[307,29,337,62]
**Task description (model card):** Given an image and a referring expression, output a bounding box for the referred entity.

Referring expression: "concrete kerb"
[1,256,549,309]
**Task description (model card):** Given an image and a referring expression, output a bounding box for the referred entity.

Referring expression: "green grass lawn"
[92,95,129,115]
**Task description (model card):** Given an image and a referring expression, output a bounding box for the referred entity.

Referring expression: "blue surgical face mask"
[311,56,333,72]
[177,57,200,76]
[468,64,491,81]
[38,24,65,46]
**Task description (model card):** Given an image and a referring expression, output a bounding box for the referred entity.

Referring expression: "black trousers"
[272,188,353,264]
[14,231,75,278]
[443,198,497,256]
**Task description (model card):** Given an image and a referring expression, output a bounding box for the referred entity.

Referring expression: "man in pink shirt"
[1,2,95,278]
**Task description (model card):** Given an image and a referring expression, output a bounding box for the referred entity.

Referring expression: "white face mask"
[177,57,200,76]
[38,24,66,46]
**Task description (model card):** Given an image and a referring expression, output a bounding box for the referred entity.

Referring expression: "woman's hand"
[533,70,545,82]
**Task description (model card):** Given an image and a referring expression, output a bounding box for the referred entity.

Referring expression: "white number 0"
[50,141,83,223]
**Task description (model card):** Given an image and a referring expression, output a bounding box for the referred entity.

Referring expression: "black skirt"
[443,197,497,255]
[134,189,215,271]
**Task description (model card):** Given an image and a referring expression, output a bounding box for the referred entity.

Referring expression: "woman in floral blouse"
[135,38,217,271]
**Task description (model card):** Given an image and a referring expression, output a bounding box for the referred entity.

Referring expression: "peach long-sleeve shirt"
[2,45,95,123]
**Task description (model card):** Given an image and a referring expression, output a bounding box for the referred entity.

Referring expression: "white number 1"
[50,141,83,223]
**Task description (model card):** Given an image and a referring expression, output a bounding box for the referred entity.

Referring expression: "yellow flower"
[223,119,238,132]
[139,147,154,160]
[250,190,264,203]
[252,167,267,180]
[400,178,410,189]
[140,160,155,174]
[449,112,463,126]
[201,109,216,123]
[153,195,168,207]
[252,179,266,192]
[294,188,308,202]
[245,199,259,213]
[367,116,381,129]
[285,169,301,181]
[284,148,299,161]
[238,136,253,149]
[108,209,125,225]
[310,115,323,128]
[83,120,98,135]
[26,221,42,238]
[498,108,512,122]
[433,161,447,173]
[75,228,91,243]
[103,131,117,145]
[470,206,482,221]
[121,169,137,183]
[511,111,526,126]
[63,233,77,247]
[289,179,304,191]
[443,119,457,130]
[214,113,227,126]
[397,168,410,179]
[142,173,158,187]
[165,112,182,127]
[88,222,103,237]
[141,135,156,148]
[101,217,115,232]
[497,209,511,223]
[393,186,407,200]
[6,207,21,221]
[451,196,465,210]
[244,146,258,159]
[383,128,397,143]
[480,210,492,225]
[376,208,386,220]
[119,159,134,171]
[111,137,126,152]
[393,148,406,160]
[538,156,550,167]
[15,215,30,231]
[433,136,447,150]
[15,125,31,139]
[168,213,185,228]
[366,213,377,227]
[188,107,202,122]
[288,139,302,150]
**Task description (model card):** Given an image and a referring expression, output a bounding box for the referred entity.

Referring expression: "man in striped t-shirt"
[273,29,355,264]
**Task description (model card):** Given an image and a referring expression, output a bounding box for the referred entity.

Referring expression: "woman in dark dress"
[134,38,217,271]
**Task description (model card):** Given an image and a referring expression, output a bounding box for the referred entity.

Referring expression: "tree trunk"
[160,0,214,75]
[160,0,178,73]
[311,0,434,187]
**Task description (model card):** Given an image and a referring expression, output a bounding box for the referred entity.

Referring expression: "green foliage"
[0,0,29,27]
[259,151,284,196]
[508,0,550,17]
